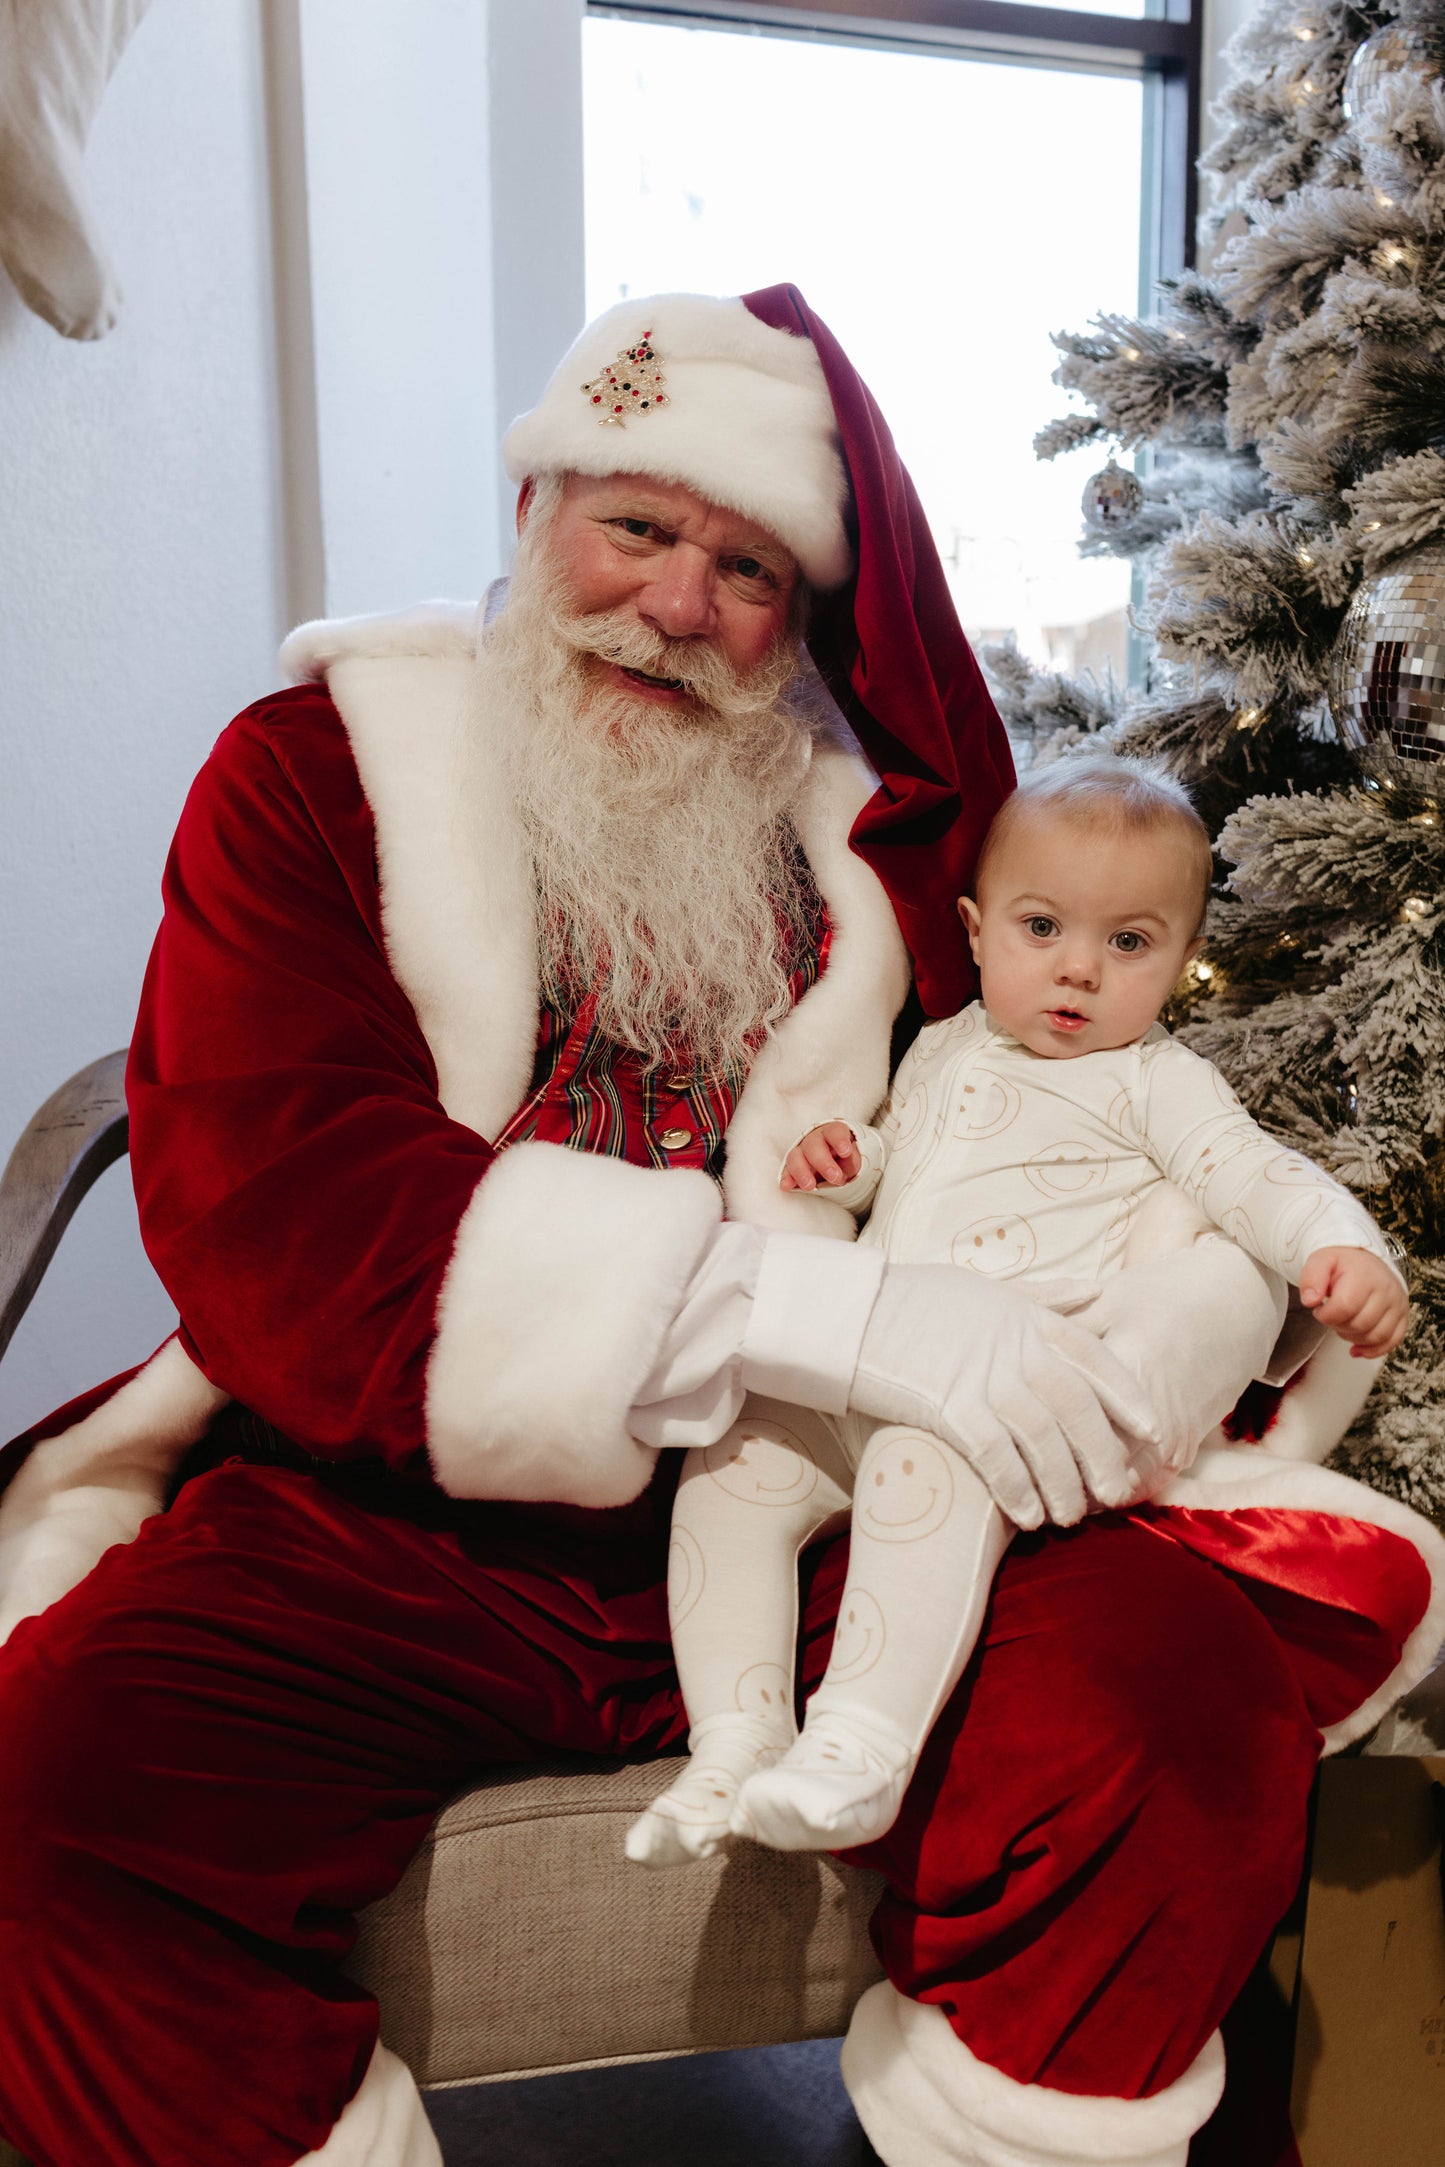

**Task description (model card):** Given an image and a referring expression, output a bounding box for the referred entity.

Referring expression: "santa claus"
[0,287,1440,2167]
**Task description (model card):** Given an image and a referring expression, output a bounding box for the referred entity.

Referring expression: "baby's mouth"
[1048,1007,1088,1030]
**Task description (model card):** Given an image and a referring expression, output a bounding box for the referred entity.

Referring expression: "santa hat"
[503,294,853,590]
[504,285,1015,1017]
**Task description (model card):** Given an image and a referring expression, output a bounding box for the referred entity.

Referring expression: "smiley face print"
[953,1071,1021,1141]
[667,1526,706,1629]
[950,1212,1038,1278]
[1264,1152,1331,1189]
[854,1434,955,1544]
[890,1082,931,1150]
[827,1589,887,1682]
[734,1661,795,1724]
[1023,1149,1109,1198]
[704,1422,819,1508]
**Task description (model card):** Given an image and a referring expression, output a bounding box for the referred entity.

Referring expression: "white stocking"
[0,0,152,338]
[734,1423,1010,1851]
[625,1398,852,1867]
[293,2044,440,2167]
[842,1982,1225,2167]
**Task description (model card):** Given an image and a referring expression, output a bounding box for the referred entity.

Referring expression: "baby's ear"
[957,895,983,964]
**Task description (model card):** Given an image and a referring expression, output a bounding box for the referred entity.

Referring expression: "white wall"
[0,0,284,1433]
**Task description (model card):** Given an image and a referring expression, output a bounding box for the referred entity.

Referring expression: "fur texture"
[503,296,853,589]
[841,1980,1224,2166]
[425,1141,721,1506]
[0,1339,228,1645]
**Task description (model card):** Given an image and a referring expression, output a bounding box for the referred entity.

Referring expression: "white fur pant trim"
[840,1982,1225,2167]
[293,2045,440,2167]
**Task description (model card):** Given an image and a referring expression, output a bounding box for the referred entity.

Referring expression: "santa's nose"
[639,550,715,641]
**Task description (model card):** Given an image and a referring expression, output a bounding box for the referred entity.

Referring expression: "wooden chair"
[0,1054,885,2131]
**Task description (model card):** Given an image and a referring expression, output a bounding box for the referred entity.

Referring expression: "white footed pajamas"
[629,1005,1400,1862]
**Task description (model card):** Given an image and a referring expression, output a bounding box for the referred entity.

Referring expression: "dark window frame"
[587,0,1203,289]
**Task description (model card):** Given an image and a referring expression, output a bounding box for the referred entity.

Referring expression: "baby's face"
[958,810,1203,1060]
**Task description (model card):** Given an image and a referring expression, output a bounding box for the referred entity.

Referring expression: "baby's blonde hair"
[972,755,1214,931]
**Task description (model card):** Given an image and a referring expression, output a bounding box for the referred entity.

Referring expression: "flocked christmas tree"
[982,0,1445,1521]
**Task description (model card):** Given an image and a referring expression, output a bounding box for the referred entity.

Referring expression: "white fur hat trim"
[503,294,853,589]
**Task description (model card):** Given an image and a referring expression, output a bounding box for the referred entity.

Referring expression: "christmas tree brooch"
[581,331,667,425]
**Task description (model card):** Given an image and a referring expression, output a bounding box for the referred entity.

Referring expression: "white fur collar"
[280,602,911,1234]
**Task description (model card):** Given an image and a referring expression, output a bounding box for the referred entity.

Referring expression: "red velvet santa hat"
[504,285,1014,1017]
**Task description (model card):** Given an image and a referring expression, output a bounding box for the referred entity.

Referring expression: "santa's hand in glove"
[630,1224,1161,1531]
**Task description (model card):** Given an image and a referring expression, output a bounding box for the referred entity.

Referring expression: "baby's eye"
[1024,915,1057,939]
[1111,929,1148,954]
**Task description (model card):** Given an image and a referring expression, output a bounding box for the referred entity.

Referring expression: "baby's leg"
[625,1398,852,1868]
[734,1423,1010,1853]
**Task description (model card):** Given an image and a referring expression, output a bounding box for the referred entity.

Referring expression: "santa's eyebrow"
[595,498,789,568]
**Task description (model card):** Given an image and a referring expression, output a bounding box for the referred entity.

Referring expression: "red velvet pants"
[0,1454,1322,2167]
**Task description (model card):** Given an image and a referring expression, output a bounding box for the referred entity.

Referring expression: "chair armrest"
[0,1051,130,1364]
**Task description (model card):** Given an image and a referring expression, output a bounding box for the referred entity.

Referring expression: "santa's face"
[523,473,801,700]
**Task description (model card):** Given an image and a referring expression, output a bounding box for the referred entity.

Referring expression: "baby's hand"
[781,1122,863,1191]
[1298,1246,1409,1359]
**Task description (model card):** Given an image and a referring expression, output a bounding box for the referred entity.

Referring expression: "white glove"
[1075,1234,1287,1480]
[848,1262,1164,1530]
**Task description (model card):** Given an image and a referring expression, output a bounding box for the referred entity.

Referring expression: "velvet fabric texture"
[125,688,500,1473]
[0,1467,1362,2167]
[743,283,1016,1020]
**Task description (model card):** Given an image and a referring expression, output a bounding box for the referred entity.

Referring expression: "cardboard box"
[1291,1757,1445,2167]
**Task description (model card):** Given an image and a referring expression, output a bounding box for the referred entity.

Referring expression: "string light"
[1410,810,1438,826]
[1122,346,1140,361]
[1293,24,1314,40]
[1234,706,1266,732]
[1402,896,1429,920]
[1296,548,1315,568]
[1363,519,1382,532]
[1191,960,1214,985]
[1375,191,1395,209]
[1378,243,1408,268]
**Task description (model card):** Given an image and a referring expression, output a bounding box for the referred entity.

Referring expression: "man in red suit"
[0,289,1440,2167]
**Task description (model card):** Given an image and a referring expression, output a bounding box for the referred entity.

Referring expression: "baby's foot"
[731,1711,914,1851]
[625,1722,787,1868]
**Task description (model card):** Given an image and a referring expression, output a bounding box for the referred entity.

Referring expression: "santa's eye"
[618,518,655,538]
[734,556,764,580]
[1024,915,1058,939]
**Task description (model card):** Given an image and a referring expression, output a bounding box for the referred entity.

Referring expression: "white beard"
[479,509,818,1078]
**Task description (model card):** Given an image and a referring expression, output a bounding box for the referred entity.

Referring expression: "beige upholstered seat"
[352,1757,882,2086]
[0,1054,883,2117]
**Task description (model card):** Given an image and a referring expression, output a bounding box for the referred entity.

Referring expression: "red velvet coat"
[0,603,1441,1750]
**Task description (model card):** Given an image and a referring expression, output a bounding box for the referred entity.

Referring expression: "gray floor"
[425,2037,880,2166]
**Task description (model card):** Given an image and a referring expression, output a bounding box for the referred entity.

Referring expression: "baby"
[626,757,1409,1867]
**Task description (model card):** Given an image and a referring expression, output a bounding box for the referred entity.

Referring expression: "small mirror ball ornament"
[1328,541,1445,772]
[1341,22,1442,123]
[1081,457,1144,537]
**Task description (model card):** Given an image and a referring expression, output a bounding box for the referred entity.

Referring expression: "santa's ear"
[515,476,537,536]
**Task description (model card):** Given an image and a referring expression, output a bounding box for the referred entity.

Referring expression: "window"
[586,5,1196,680]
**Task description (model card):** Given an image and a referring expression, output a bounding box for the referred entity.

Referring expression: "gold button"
[658,1126,693,1150]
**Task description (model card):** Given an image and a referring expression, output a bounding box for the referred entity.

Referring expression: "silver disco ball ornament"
[1341,22,1441,124]
[1081,457,1144,537]
[1329,542,1445,772]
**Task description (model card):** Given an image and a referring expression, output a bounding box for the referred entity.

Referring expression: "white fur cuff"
[840,1981,1224,2167]
[425,1142,722,1506]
